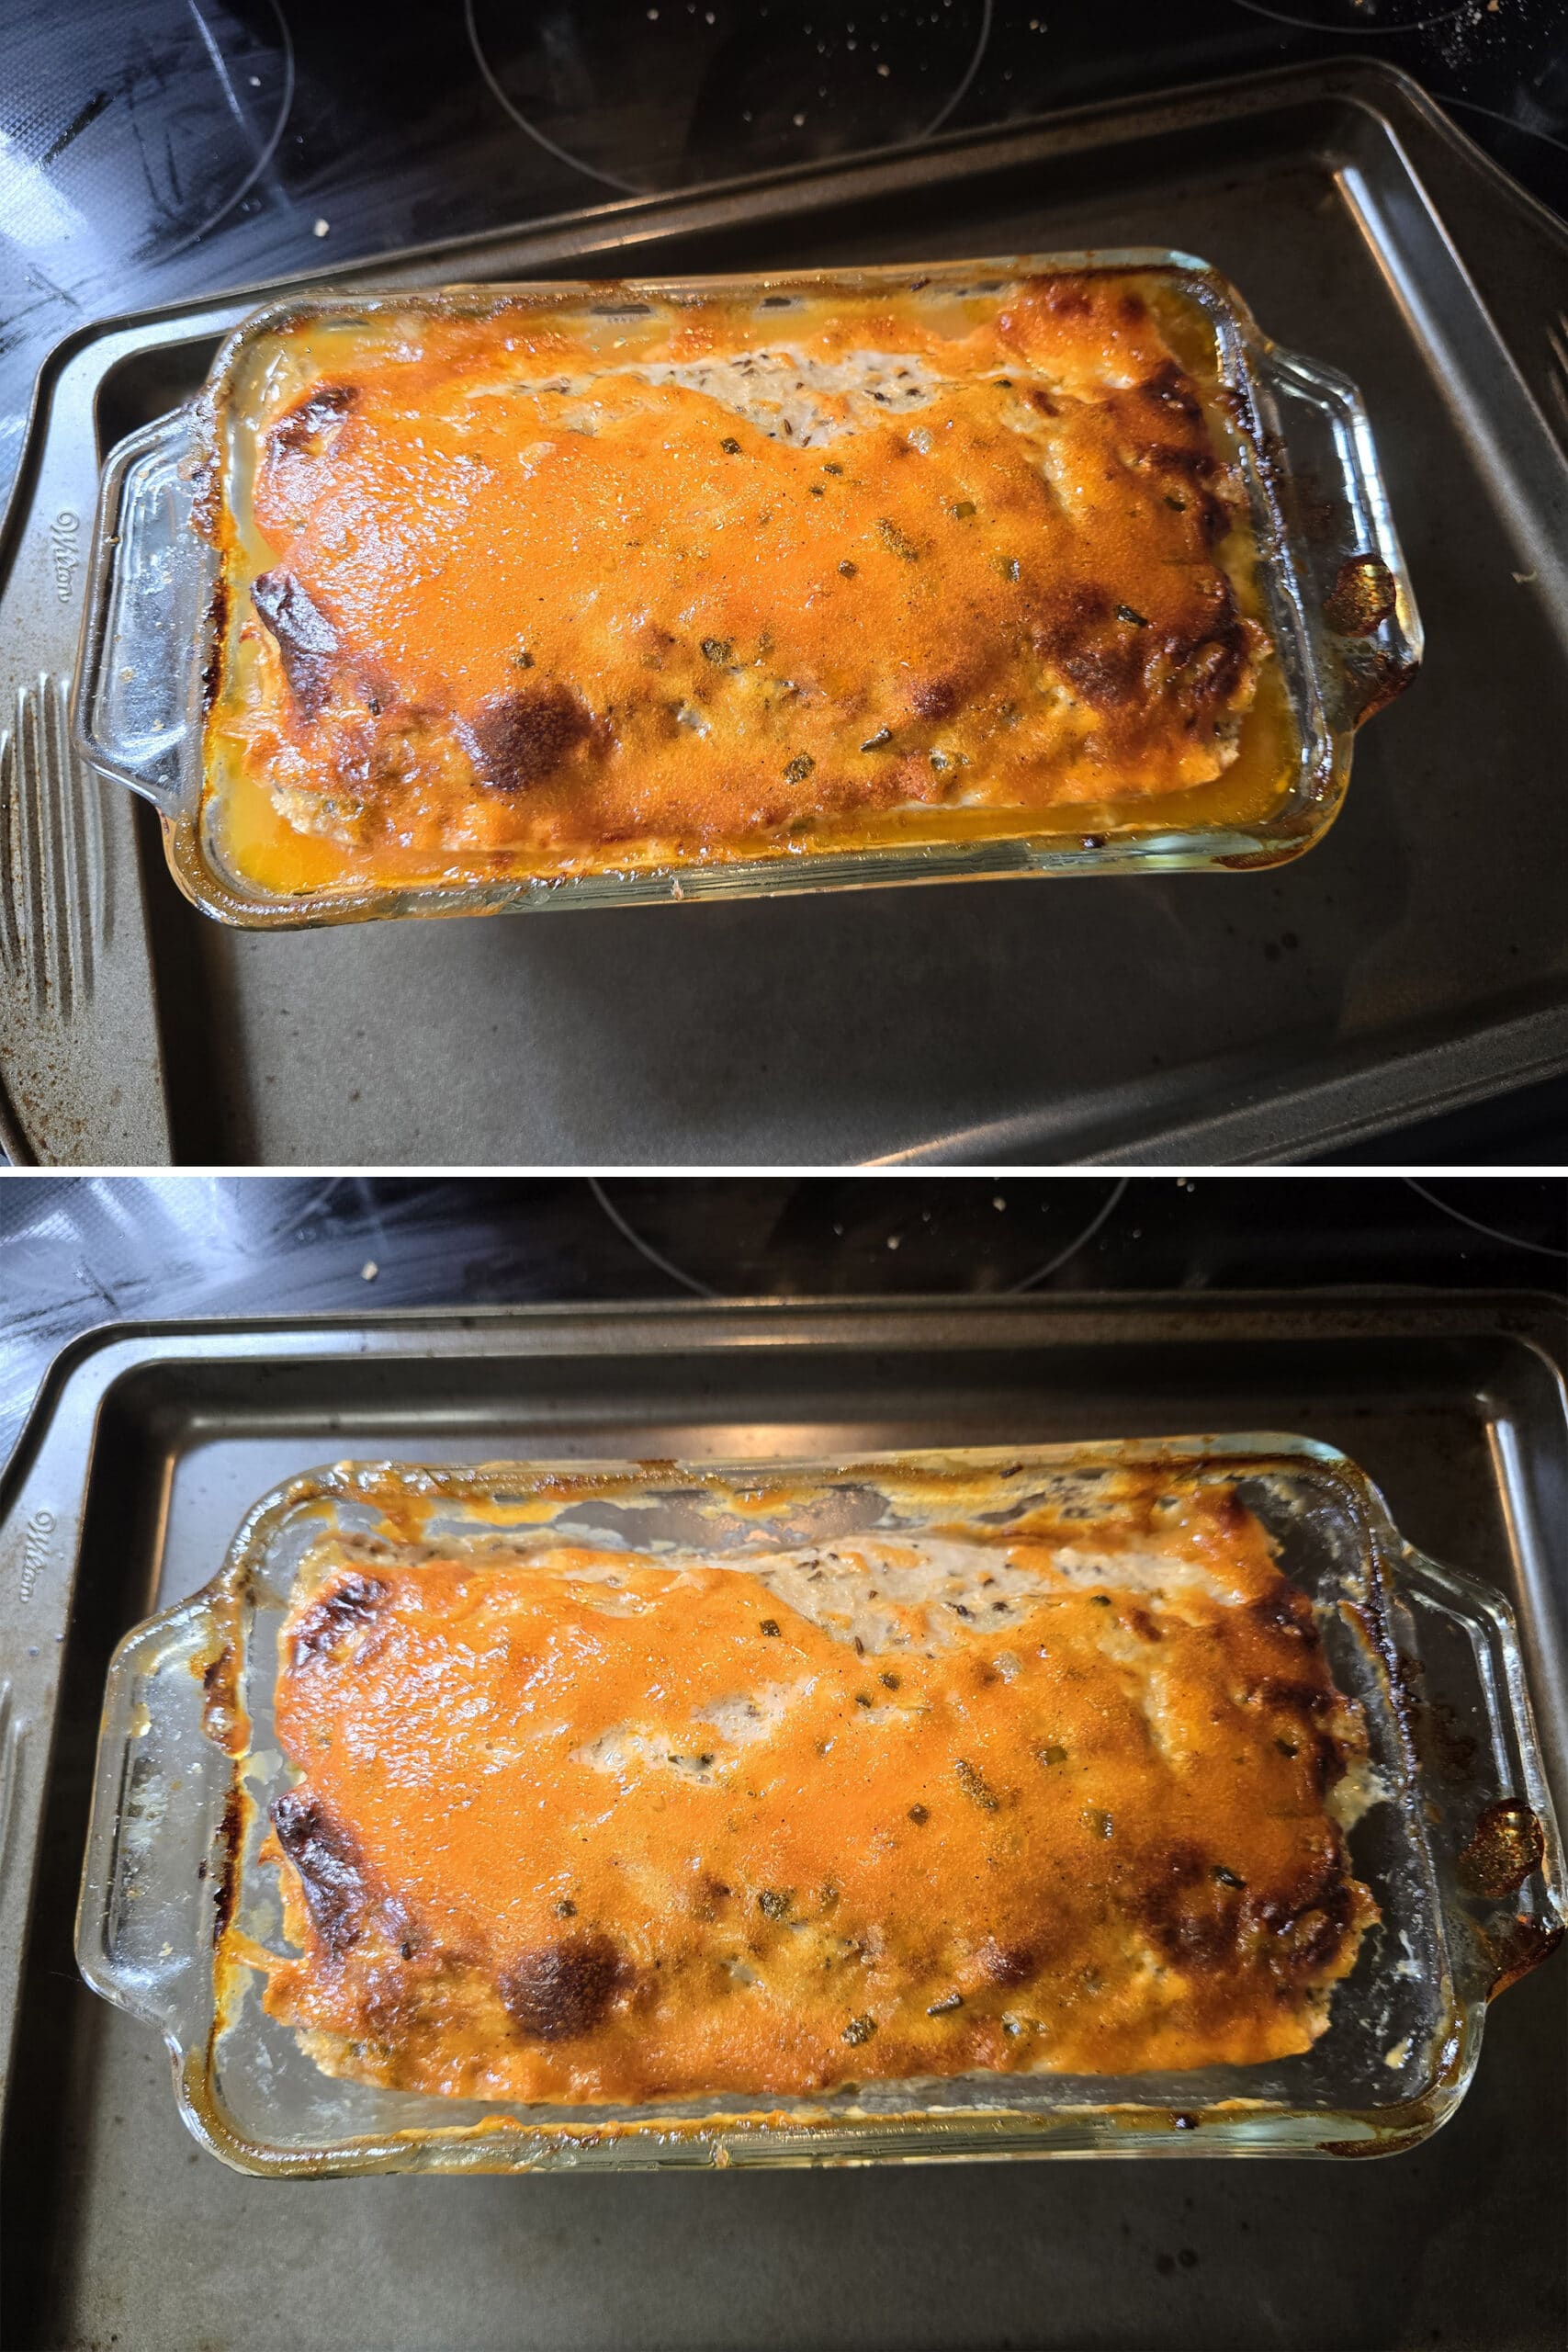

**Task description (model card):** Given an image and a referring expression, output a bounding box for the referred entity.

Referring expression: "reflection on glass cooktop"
[468,1,995,194]
[1,0,1563,520]
[1,0,293,261]
[1,1174,1562,1475]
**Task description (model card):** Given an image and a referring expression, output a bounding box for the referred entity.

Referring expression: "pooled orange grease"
[264,1484,1373,2104]
[213,274,1275,891]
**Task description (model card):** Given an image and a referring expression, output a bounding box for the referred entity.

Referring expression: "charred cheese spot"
[499,1935,628,2041]
[908,676,964,722]
[1137,357,1203,424]
[468,683,595,792]
[251,570,341,719]
[1247,1582,1316,1636]
[291,1572,390,1665]
[267,380,359,459]
[979,1938,1037,1987]
[270,1790,372,1959]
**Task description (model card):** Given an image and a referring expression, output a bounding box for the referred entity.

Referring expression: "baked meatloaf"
[260,1468,1374,2104]
[206,266,1278,893]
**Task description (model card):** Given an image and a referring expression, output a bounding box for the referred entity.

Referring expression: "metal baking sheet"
[2,59,1566,1166]
[1,1291,1563,2349]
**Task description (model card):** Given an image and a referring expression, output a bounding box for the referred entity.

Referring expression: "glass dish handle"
[75,1598,224,2039]
[1392,1542,1564,2004]
[70,406,211,816]
[1258,345,1425,733]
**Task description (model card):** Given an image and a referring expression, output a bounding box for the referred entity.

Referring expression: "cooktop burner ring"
[1229,3,1466,30]
[588,1176,1130,1297]
[1404,1179,1568,1260]
[158,0,295,261]
[465,0,994,199]
[2,0,295,271]
[1433,92,1568,163]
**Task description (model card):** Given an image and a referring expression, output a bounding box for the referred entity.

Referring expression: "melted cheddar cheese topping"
[260,1478,1374,2105]
[207,272,1279,894]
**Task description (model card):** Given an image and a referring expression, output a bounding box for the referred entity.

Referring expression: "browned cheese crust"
[207,273,1275,891]
[258,1475,1376,2105]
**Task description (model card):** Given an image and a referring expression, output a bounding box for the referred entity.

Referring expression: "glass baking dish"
[68,254,1421,929]
[76,1437,1559,2176]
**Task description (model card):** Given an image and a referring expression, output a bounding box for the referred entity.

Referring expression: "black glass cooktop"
[4,0,1565,527]
[2,1173,1562,1473]
[3,1,1566,1163]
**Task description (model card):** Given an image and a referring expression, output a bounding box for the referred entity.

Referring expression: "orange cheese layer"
[262,1483,1374,2104]
[209,273,1275,890]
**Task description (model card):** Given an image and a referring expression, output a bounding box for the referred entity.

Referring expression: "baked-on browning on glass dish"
[77,1442,1562,2173]
[73,258,1420,925]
